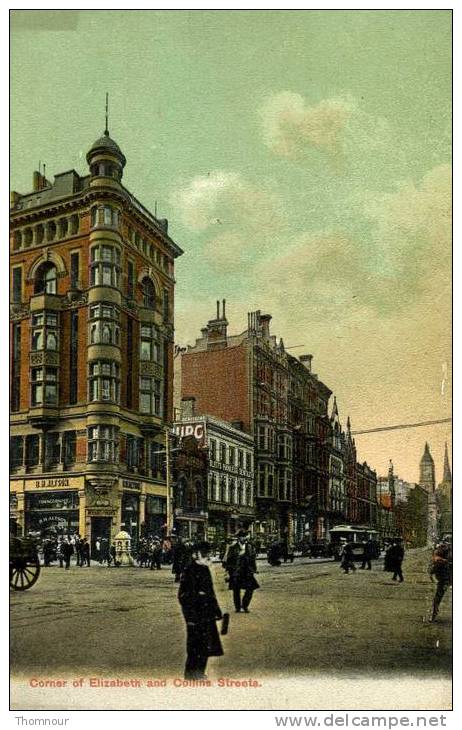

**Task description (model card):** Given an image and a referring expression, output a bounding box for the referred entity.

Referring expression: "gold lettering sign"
[24,476,84,491]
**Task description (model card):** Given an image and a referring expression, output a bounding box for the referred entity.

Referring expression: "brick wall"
[181,343,251,432]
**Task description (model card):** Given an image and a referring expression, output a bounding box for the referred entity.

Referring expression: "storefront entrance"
[25,491,79,536]
[90,517,112,559]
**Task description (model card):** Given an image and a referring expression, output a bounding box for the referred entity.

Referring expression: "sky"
[10,10,452,484]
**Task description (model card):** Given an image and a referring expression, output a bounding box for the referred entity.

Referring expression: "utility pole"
[165,426,172,534]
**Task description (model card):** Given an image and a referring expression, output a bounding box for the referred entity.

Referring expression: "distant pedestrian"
[57,538,64,568]
[100,537,109,565]
[109,543,118,567]
[74,535,82,567]
[81,538,90,567]
[389,539,405,582]
[61,539,74,570]
[224,530,259,612]
[178,541,224,680]
[429,543,452,621]
[360,539,374,570]
[95,537,102,564]
[340,541,356,574]
[151,539,162,570]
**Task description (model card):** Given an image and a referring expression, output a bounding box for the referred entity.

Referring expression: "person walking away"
[340,540,356,574]
[74,535,82,567]
[61,538,74,570]
[390,539,405,582]
[429,542,452,621]
[224,530,259,612]
[151,538,162,570]
[360,539,374,570]
[81,538,91,567]
[100,537,109,565]
[178,541,224,680]
[109,543,118,567]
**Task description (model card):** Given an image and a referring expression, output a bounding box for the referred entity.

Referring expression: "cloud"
[259,91,392,163]
[171,170,285,233]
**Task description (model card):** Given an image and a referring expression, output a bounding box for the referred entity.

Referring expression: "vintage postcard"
[9,8,452,713]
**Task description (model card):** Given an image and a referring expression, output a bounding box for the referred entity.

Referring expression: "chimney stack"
[299,354,313,372]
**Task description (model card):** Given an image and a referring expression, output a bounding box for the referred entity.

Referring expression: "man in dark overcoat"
[360,539,374,570]
[172,538,191,582]
[61,539,74,570]
[389,539,405,582]
[429,542,452,621]
[178,541,223,680]
[224,531,259,612]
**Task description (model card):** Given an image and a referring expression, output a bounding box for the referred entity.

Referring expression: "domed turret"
[87,128,126,183]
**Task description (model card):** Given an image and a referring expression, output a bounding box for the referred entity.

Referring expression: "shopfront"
[25,490,79,535]
[121,492,140,544]
[144,495,166,538]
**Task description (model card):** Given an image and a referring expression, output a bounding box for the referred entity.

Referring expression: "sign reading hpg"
[173,423,206,446]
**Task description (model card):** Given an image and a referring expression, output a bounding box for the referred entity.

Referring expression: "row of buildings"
[9,127,451,552]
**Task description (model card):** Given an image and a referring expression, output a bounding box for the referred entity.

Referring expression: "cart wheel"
[10,556,41,591]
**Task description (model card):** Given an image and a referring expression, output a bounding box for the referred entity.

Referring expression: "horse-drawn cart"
[9,536,41,591]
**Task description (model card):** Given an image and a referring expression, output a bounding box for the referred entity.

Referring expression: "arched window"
[186,483,198,509]
[141,277,156,309]
[34,262,57,295]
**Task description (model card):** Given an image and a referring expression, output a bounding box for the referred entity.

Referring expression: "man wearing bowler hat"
[224,530,259,613]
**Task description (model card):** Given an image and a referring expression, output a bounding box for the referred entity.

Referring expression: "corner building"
[10,128,183,550]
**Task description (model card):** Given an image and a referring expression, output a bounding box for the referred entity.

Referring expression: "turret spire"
[105,92,109,137]
[443,442,452,483]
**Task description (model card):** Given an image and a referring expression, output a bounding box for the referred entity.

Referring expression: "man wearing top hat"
[224,530,259,613]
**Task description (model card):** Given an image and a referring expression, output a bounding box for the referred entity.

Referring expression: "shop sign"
[122,479,141,491]
[173,422,206,446]
[25,476,83,490]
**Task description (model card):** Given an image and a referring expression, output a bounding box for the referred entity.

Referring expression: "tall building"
[174,407,255,542]
[9,125,183,551]
[437,442,452,537]
[419,443,437,544]
[181,304,378,544]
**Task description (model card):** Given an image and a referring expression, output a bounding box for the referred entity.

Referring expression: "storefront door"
[91,517,112,559]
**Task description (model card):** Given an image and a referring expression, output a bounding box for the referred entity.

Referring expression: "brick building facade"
[10,127,183,552]
[181,305,378,544]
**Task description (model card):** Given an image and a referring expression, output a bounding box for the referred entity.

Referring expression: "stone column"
[78,489,86,538]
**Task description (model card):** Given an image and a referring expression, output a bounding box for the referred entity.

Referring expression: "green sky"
[10,10,452,483]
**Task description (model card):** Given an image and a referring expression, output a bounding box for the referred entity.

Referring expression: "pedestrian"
[224,530,259,613]
[267,541,282,566]
[95,537,102,564]
[340,540,356,574]
[178,541,224,680]
[151,538,162,570]
[429,542,452,622]
[360,539,374,570]
[172,537,191,582]
[389,539,405,582]
[81,538,91,567]
[74,534,82,567]
[100,537,109,565]
[57,537,64,568]
[109,543,118,567]
[61,538,74,570]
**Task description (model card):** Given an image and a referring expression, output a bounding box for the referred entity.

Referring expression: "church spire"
[443,442,452,483]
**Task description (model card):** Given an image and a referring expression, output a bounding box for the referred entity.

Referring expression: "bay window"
[89,244,120,287]
[88,361,120,403]
[87,425,119,463]
[31,367,58,406]
[31,312,58,351]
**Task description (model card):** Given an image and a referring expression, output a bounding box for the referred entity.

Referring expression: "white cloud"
[259,91,392,162]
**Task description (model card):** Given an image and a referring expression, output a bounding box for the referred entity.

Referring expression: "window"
[238,449,244,468]
[63,431,76,465]
[89,245,120,287]
[89,304,120,345]
[126,316,133,408]
[34,262,57,295]
[11,323,21,412]
[70,252,80,289]
[90,205,119,228]
[246,452,252,472]
[126,435,144,472]
[13,231,22,251]
[31,312,58,352]
[25,434,39,467]
[24,229,33,247]
[69,311,78,405]
[150,442,164,477]
[140,323,160,362]
[44,432,60,467]
[229,478,236,504]
[10,436,23,470]
[127,260,135,299]
[87,425,119,463]
[58,218,68,238]
[229,446,235,466]
[12,267,22,303]
[46,221,57,242]
[89,361,120,402]
[70,215,79,235]
[163,288,170,321]
[141,277,156,309]
[139,377,162,415]
[31,367,58,406]
[219,442,226,464]
[210,439,217,461]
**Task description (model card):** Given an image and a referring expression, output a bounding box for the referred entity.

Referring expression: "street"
[10,549,451,710]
